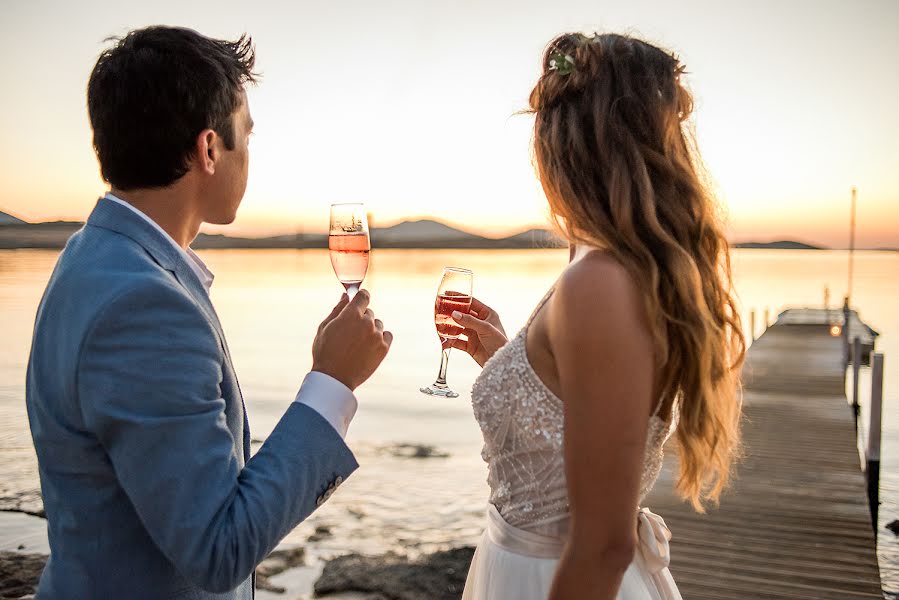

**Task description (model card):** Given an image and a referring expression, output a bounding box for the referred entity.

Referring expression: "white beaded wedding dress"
[462,245,682,600]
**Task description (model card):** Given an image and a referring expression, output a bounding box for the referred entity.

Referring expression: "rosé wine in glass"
[329,233,370,298]
[434,291,472,340]
[329,203,370,298]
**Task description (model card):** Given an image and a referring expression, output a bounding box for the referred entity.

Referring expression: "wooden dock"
[645,310,883,599]
[776,307,879,365]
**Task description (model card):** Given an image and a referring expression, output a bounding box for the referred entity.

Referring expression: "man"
[25,26,391,598]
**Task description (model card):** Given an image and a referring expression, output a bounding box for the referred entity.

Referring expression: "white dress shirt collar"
[104,192,214,294]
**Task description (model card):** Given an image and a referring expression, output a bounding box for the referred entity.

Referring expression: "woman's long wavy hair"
[529,32,745,511]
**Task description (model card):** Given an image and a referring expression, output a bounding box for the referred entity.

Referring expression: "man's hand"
[448,297,508,368]
[312,290,393,390]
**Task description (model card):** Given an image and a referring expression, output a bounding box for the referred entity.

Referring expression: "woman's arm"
[546,253,656,600]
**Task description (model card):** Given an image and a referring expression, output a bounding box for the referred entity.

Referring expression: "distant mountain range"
[731,240,823,250]
[0,209,893,251]
[0,212,567,250]
[194,219,565,250]
[0,210,26,225]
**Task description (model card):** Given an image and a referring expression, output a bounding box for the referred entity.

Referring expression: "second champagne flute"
[420,267,473,398]
[329,203,370,299]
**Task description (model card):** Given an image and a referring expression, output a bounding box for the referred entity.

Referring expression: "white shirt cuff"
[294,371,358,439]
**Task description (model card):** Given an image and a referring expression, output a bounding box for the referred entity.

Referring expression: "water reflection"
[0,248,897,594]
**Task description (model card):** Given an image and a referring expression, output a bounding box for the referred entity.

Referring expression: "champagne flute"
[329,203,370,299]
[420,267,473,398]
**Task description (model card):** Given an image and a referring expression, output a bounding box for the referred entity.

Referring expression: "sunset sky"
[1,0,897,248]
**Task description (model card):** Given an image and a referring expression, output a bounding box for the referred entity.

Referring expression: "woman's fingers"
[468,297,505,333]
[449,337,469,354]
[452,310,496,335]
[454,312,504,341]
[469,297,491,318]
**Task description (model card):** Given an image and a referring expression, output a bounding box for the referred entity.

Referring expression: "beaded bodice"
[471,261,672,534]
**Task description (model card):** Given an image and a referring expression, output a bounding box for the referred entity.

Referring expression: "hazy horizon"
[1,0,897,248]
[3,206,895,250]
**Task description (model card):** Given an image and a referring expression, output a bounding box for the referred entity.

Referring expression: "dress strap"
[650,396,666,419]
[522,243,597,330]
[525,286,556,329]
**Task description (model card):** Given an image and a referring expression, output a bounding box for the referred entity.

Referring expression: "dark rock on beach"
[314,546,475,600]
[379,444,450,459]
[308,524,334,543]
[0,491,45,519]
[886,519,899,535]
[0,552,46,599]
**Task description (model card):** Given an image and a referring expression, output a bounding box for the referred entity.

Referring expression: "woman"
[451,33,745,599]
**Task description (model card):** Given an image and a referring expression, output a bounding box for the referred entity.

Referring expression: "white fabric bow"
[637,507,672,573]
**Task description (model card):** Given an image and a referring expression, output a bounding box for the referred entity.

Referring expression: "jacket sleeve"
[77,281,358,592]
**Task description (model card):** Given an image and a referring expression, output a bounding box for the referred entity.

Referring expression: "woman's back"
[471,245,673,539]
[464,245,682,599]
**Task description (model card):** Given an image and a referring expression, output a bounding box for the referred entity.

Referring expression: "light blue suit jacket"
[26,198,358,599]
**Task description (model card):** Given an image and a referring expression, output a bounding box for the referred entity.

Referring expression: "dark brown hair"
[87,26,258,190]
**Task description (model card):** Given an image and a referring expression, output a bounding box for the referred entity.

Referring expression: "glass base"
[420,383,459,398]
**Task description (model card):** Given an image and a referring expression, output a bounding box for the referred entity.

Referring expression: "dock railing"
[852,340,885,536]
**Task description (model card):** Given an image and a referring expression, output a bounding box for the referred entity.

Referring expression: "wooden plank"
[643,317,883,599]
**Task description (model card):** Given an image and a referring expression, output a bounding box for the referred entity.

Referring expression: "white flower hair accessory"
[548,53,575,76]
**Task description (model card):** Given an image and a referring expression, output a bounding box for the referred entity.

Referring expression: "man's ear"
[195,128,218,175]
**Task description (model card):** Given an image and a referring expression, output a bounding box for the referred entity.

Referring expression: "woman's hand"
[448,297,508,368]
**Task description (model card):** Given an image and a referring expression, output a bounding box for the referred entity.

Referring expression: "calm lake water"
[1,248,897,596]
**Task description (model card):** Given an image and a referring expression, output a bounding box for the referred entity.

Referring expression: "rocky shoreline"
[0,552,44,599]
[0,443,475,598]
[0,492,44,519]
[315,547,474,600]
[0,544,475,600]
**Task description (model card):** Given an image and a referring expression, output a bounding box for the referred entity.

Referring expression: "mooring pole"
[866,353,884,536]
[842,297,851,370]
[848,187,857,306]
[852,337,862,427]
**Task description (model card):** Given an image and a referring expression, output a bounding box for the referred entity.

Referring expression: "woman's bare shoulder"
[549,250,647,342]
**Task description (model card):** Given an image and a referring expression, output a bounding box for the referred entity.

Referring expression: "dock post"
[842,298,851,368]
[764,308,770,330]
[866,353,884,535]
[750,310,756,342]
[852,337,862,424]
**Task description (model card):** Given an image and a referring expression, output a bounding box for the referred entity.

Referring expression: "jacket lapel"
[86,197,251,460]
[87,198,226,341]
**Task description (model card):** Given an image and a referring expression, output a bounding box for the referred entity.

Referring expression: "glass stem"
[343,282,360,299]
[435,345,451,386]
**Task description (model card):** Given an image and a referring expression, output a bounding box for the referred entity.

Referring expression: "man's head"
[87,26,257,224]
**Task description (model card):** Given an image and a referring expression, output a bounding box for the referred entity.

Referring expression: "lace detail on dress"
[471,284,672,532]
